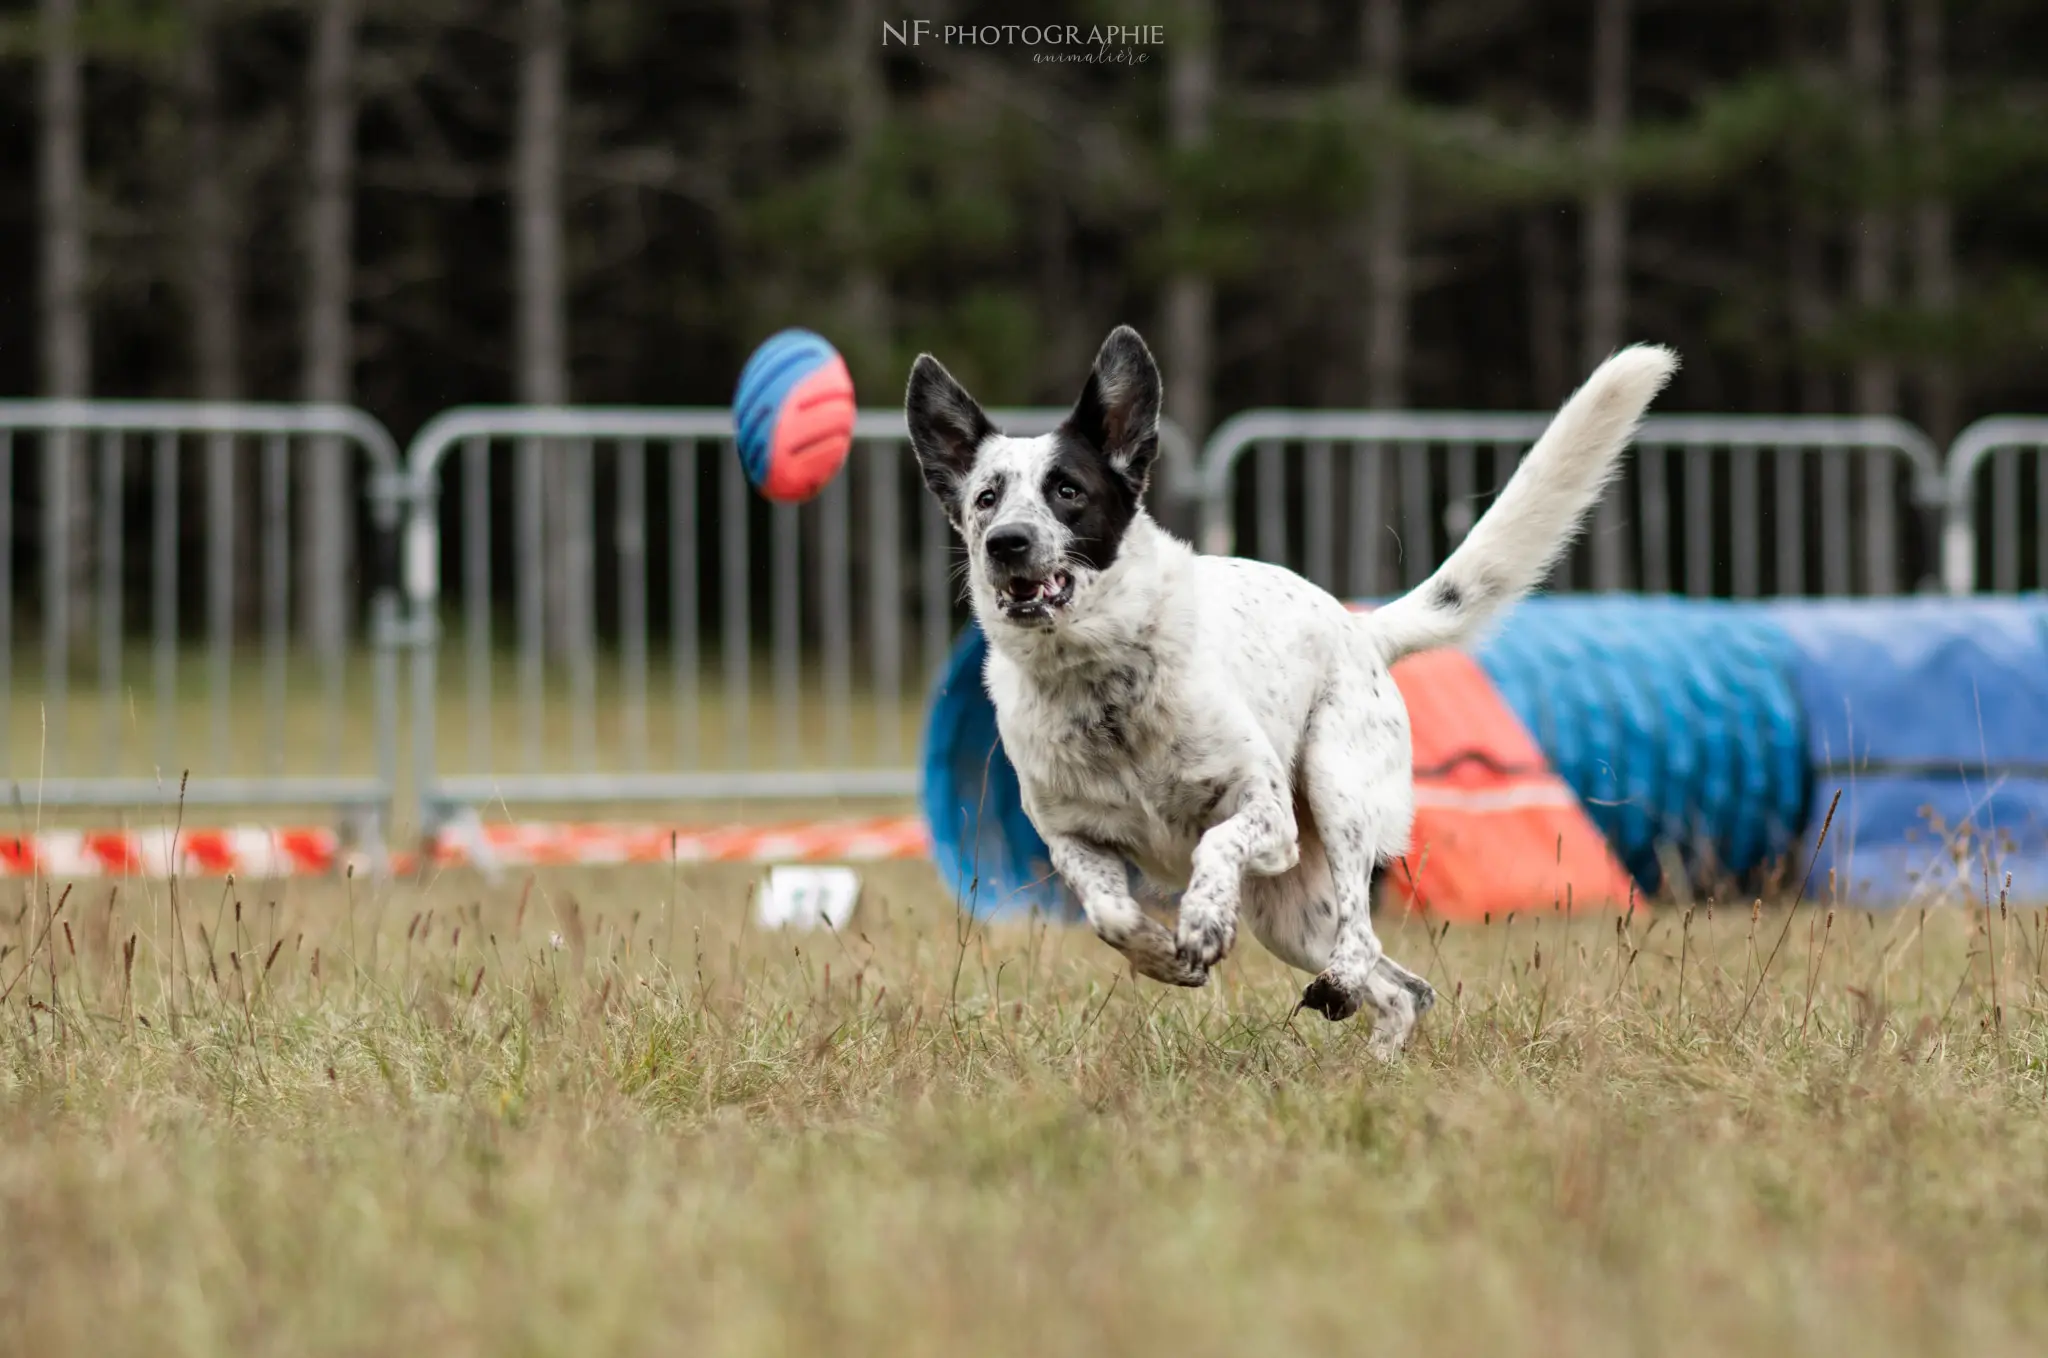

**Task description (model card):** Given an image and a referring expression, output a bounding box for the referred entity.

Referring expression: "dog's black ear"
[905,354,996,515]
[1065,325,1162,495]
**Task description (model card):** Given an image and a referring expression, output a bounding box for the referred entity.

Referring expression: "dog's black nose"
[985,526,1033,564]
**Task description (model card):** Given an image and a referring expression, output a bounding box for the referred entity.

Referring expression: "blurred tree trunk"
[1907,0,1956,446]
[1164,0,1214,536]
[1363,0,1406,410]
[1523,210,1569,404]
[187,0,239,406]
[39,0,92,664]
[838,0,889,388]
[300,0,360,658]
[1848,0,1898,592]
[1785,10,1834,415]
[516,0,576,663]
[38,0,88,402]
[1848,0,1897,418]
[186,0,260,637]
[1789,210,1834,413]
[1583,0,1631,590]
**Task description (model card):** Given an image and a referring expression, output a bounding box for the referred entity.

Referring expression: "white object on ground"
[754,865,862,931]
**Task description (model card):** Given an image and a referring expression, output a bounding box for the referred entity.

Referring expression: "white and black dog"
[906,328,1677,1057]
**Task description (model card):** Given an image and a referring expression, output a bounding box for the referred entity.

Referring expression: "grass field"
[5,861,2048,1355]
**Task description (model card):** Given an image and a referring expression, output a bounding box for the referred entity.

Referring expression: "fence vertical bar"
[1304,440,1333,591]
[869,442,902,762]
[263,434,289,775]
[322,447,348,778]
[772,502,801,767]
[618,438,648,771]
[1731,445,1760,598]
[1684,446,1712,597]
[1590,484,1625,592]
[1776,447,1803,595]
[1638,445,1670,593]
[1821,446,1851,594]
[1445,441,1476,548]
[0,434,9,774]
[570,439,597,772]
[921,489,949,690]
[206,432,234,767]
[668,440,699,766]
[517,437,544,771]
[721,445,751,767]
[391,470,421,837]
[462,437,491,771]
[153,433,177,776]
[97,432,122,774]
[43,430,73,766]
[1993,450,2021,592]
[1864,447,1898,595]
[1348,442,1383,597]
[820,463,852,764]
[2038,453,2048,590]
[1255,439,1286,567]
[1400,441,1431,587]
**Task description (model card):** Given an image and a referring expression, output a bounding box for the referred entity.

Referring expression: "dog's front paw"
[1111,916,1211,988]
[1175,906,1236,973]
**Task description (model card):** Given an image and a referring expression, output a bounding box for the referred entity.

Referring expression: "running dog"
[905,328,1676,1057]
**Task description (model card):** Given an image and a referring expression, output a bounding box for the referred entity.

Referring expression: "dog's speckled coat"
[907,327,1677,1058]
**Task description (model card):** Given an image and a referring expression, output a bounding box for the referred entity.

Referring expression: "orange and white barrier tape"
[0,816,932,879]
[425,816,930,870]
[0,826,347,879]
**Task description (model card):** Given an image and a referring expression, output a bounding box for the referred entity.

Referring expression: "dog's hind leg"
[1044,832,1208,988]
[1293,667,1437,1059]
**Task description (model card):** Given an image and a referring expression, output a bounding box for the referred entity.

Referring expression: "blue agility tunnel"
[1767,596,2048,903]
[920,595,2048,915]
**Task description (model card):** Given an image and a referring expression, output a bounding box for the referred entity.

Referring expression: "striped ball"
[732,329,857,503]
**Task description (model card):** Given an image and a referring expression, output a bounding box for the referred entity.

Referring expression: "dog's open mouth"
[997,570,1074,620]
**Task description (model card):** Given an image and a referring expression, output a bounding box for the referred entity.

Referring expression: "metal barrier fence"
[1942,418,2048,594]
[399,407,1195,829]
[1197,413,1948,597]
[3,397,2041,838]
[0,401,404,836]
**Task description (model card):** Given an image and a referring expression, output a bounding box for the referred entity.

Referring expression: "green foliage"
[5,0,2048,423]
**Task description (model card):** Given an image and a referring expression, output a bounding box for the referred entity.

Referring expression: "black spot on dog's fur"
[1096,703,1129,749]
[1069,665,1149,753]
[1434,571,1506,616]
[1042,431,1140,573]
[1100,664,1141,700]
[1044,326,1161,571]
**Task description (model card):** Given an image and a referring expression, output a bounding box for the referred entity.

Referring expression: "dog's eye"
[973,488,998,510]
[1055,481,1082,502]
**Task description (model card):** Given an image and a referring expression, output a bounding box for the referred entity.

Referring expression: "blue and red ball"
[732,329,857,503]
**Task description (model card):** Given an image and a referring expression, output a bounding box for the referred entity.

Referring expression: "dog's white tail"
[1369,343,1680,663]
